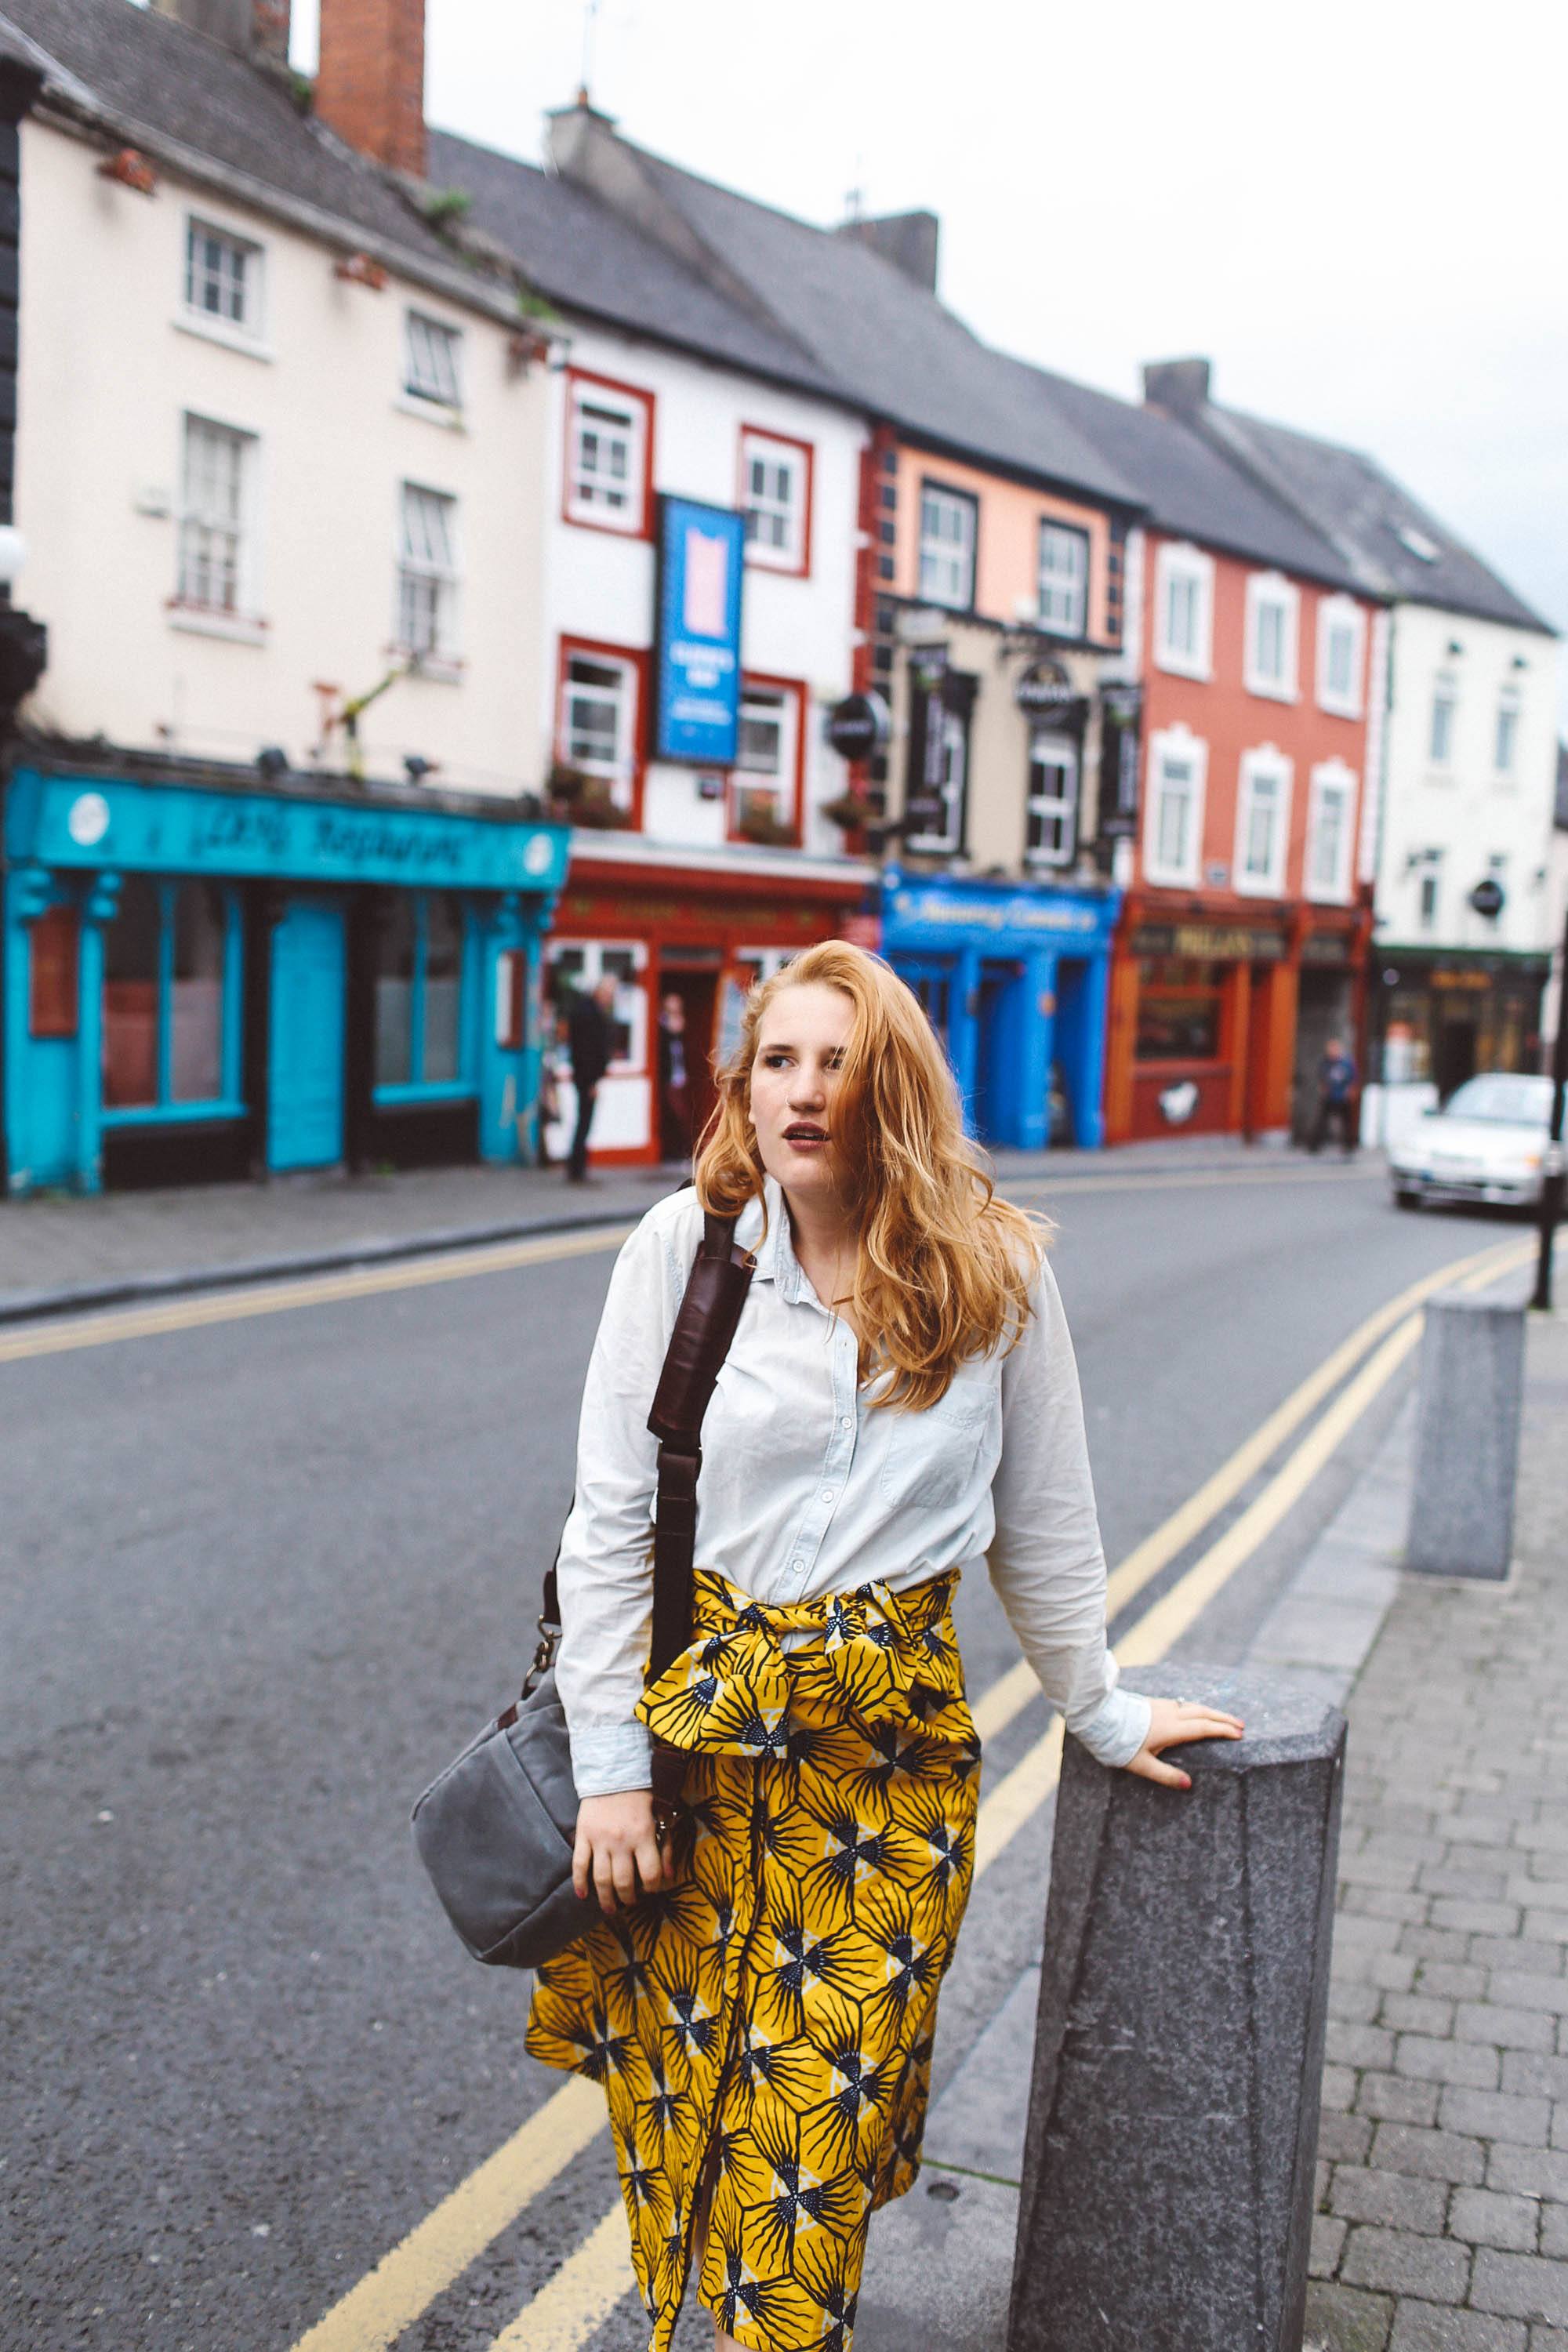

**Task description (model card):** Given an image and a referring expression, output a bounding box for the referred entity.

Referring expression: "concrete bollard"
[1405,1290,1525,1579]
[1007,1664,1345,2352]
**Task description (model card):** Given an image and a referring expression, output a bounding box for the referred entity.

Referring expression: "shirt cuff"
[570,1720,655,1800]
[1072,1684,1152,1770]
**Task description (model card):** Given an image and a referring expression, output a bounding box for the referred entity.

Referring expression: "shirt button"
[790,1559,804,1573]
[840,1415,853,1429]
[822,1488,835,1503]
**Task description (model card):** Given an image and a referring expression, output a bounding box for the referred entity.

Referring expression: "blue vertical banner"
[652,495,746,764]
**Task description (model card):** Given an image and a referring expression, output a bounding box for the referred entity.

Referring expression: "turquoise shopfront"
[2,751,568,1196]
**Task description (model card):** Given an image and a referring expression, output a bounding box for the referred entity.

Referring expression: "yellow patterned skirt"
[525,1567,979,2352]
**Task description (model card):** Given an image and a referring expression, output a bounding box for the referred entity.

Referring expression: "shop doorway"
[655,964,720,1161]
[1294,967,1353,1140]
[972,960,1024,1141]
[1434,1014,1478,1102]
[267,898,347,1171]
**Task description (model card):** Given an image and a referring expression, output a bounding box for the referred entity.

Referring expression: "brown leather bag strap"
[646,1210,754,1682]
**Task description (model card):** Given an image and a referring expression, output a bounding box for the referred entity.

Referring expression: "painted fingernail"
[1181,1774,1192,1790]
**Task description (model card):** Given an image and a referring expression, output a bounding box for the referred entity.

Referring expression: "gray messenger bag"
[410,1210,754,1969]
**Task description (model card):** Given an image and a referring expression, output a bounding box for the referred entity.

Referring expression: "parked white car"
[1388,1073,1558,1210]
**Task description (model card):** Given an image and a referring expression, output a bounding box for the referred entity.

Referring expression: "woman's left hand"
[1123,1696,1245,1789]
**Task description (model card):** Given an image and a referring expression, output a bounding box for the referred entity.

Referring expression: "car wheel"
[1393,1187,1422,1212]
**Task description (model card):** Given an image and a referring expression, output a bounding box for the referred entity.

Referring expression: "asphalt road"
[0,1166,1529,2351]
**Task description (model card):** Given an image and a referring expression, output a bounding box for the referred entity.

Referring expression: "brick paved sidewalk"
[1308,1306,1568,2352]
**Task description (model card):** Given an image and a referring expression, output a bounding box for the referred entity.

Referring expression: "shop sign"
[9,768,570,893]
[824,691,890,762]
[651,495,746,765]
[1132,922,1287,962]
[1098,681,1142,840]
[887,882,1109,942]
[1014,659,1084,728]
[1301,932,1353,967]
[1468,877,1505,920]
[1431,969,1493,992]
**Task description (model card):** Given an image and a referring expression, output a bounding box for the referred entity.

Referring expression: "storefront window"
[103,878,238,1113]
[373,891,471,1096]
[1135,959,1225,1061]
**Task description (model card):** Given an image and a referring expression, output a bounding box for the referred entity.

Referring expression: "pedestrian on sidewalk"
[1307,1034,1359,1156]
[528,938,1243,2352]
[655,989,695,1165]
[564,974,618,1185]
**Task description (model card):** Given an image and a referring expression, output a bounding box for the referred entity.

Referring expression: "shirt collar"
[735,1175,804,1300]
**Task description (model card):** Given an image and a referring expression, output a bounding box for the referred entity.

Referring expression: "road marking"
[1008,1162,1376,1197]
[0,1225,633,1366]
[284,1230,1528,2352]
[488,2210,637,2352]
[474,1235,1535,2352]
[286,2073,607,2352]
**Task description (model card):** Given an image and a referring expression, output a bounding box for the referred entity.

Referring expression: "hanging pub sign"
[651,495,746,764]
[1468,877,1506,920]
[825,689,891,762]
[1013,658,1086,729]
[1098,680,1143,839]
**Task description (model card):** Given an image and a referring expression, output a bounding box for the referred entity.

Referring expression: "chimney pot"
[316,0,427,180]
[1142,358,1213,417]
[150,0,292,64]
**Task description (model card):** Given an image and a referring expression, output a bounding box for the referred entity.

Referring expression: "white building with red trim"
[428,110,875,1163]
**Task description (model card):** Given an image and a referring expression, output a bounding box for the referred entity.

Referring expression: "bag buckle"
[519,1613,561,1700]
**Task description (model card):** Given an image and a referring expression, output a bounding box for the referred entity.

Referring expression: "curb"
[0,1202,644,1328]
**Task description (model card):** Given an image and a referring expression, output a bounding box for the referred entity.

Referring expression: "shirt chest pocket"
[877,1374,996,1511]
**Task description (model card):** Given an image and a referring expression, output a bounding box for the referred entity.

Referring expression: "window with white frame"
[1244,573,1299,700]
[1037,523,1089,637]
[918,484,977,609]
[1494,687,1520,775]
[908,708,969,851]
[1025,730,1079,866]
[183,216,263,337]
[564,374,651,532]
[559,646,639,811]
[396,482,459,662]
[731,680,801,842]
[739,429,810,572]
[1316,595,1364,717]
[404,310,463,408]
[1153,543,1214,679]
[177,414,256,615]
[1305,760,1356,902]
[1429,675,1457,764]
[1143,727,1207,886]
[1234,746,1293,894]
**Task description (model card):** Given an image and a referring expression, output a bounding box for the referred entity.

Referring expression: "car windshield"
[1442,1074,1553,1126]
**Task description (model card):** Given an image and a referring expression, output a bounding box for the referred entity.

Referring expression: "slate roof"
[1199,403,1555,635]
[1022,364,1362,590]
[425,128,840,403]
[615,139,1142,510]
[0,0,487,292]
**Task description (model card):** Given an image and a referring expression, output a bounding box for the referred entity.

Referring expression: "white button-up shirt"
[556,1179,1151,1796]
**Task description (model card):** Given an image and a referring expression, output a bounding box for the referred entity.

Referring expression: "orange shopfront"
[540,841,877,1167]
[1105,900,1369,1145]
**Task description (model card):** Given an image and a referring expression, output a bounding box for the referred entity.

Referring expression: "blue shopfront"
[880,868,1120,1151]
[2,753,568,1196]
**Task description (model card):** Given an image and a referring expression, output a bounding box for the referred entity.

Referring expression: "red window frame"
[555,633,652,830]
[736,422,815,579]
[728,671,807,848]
[561,368,656,540]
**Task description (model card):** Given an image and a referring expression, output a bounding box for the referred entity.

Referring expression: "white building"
[426,104,875,1166]
[1168,383,1562,1102]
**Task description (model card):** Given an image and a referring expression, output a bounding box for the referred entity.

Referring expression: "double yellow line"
[288,1229,1532,2352]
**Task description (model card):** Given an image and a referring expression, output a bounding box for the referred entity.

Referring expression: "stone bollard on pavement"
[1404,1289,1525,1579]
[1007,1664,1346,2352]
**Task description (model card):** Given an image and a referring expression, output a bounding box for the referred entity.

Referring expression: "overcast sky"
[295,0,1568,727]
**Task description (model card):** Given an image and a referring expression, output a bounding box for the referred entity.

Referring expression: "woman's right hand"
[573,1790,672,1916]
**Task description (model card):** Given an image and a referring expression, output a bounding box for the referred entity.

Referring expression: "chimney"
[1142,358,1212,418]
[151,0,291,64]
[835,209,940,294]
[316,0,426,180]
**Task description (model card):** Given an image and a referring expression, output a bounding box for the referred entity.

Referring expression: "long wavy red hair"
[694,941,1046,1409]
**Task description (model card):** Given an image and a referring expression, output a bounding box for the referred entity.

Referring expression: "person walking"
[1308,1034,1359,1156]
[528,940,1243,2352]
[565,973,619,1185]
[656,989,695,1166]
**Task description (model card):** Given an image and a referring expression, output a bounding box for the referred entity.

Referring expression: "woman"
[527,942,1242,2352]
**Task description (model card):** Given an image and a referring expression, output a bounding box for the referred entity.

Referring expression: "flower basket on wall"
[544,763,630,829]
[735,807,799,849]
